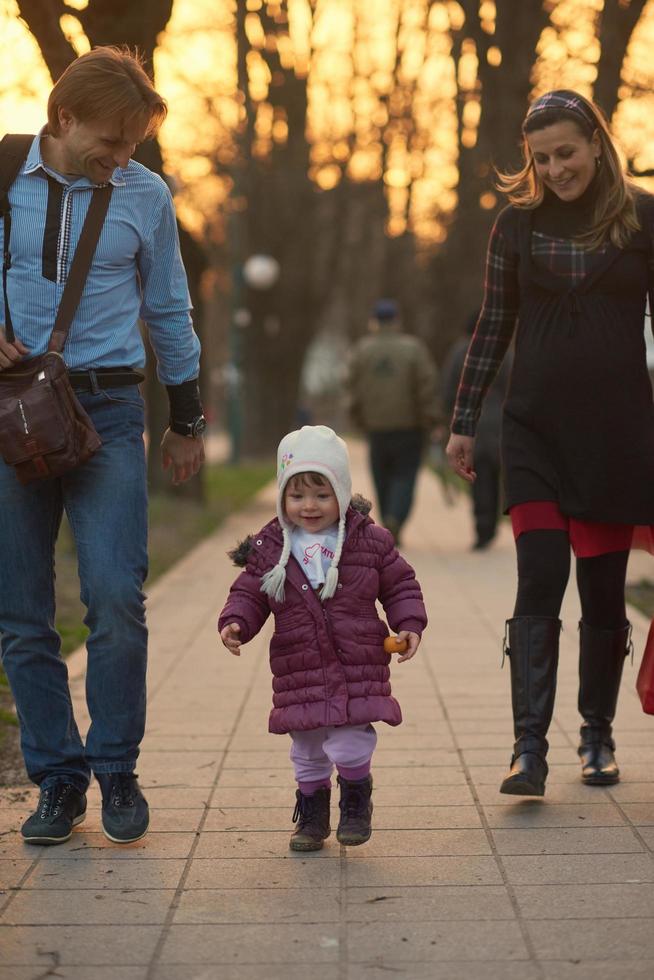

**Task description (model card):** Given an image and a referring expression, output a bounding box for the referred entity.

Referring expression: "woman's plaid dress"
[452,193,654,524]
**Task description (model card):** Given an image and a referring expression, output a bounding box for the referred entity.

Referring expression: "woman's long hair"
[496,90,639,250]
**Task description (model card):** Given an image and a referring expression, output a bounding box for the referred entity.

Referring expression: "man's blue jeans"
[0,385,148,793]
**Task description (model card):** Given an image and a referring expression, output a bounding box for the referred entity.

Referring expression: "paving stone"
[347,919,529,961]
[153,965,341,980]
[133,788,211,809]
[631,825,654,848]
[139,755,223,788]
[138,809,204,833]
[3,888,175,925]
[0,924,162,965]
[141,735,231,752]
[35,832,196,860]
[620,804,654,825]
[345,856,502,887]
[0,970,147,980]
[158,924,340,964]
[345,829,490,857]
[491,826,643,854]
[345,965,541,980]
[193,831,334,859]
[483,803,625,828]
[502,853,654,885]
[526,918,654,959]
[539,961,654,980]
[514,881,654,919]
[173,887,340,924]
[185,857,341,889]
[609,784,654,803]
[0,859,34,891]
[24,859,186,890]
[346,884,514,921]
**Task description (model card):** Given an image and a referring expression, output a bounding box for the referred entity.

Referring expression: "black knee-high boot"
[500,616,562,797]
[578,620,631,785]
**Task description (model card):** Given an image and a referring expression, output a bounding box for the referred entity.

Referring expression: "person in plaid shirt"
[446,90,654,798]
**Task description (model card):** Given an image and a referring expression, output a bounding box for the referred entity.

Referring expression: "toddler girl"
[218,425,427,850]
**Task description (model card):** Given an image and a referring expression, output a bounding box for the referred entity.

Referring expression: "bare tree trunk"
[595,0,647,121]
[430,0,550,359]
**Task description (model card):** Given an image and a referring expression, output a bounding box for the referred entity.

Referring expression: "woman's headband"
[523,90,597,134]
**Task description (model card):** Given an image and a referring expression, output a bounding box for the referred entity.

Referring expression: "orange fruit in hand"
[383,635,408,654]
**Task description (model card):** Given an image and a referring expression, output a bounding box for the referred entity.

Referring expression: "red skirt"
[510,501,654,558]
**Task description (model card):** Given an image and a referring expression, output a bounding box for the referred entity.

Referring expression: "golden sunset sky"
[2,0,654,244]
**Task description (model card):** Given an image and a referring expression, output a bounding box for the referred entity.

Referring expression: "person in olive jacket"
[347,298,439,545]
[219,425,427,851]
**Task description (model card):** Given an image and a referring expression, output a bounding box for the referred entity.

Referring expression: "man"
[0,47,205,845]
[441,312,512,550]
[346,299,439,544]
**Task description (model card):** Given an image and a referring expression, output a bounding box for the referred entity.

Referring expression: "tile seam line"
[12,879,654,891]
[144,590,227,707]
[144,632,267,980]
[422,609,545,979]
[606,788,654,862]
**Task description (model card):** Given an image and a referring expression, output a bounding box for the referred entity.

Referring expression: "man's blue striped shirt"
[3,133,200,385]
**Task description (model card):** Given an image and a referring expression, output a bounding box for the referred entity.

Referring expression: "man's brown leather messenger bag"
[0,134,112,485]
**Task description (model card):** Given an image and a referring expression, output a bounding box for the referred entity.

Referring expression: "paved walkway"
[1,441,654,979]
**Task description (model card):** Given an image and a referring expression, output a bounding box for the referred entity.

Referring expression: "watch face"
[191,416,207,438]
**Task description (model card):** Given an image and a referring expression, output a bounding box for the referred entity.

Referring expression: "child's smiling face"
[284,472,339,533]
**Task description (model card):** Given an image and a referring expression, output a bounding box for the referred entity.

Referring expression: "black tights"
[513,530,629,630]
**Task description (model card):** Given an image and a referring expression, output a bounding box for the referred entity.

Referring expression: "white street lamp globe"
[242,254,280,290]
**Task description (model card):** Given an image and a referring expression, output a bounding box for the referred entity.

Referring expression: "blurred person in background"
[346,299,439,546]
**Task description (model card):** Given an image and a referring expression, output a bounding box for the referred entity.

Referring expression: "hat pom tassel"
[321,565,339,601]
[260,564,287,602]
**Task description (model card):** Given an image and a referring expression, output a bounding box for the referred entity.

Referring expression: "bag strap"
[0,133,113,352]
[1,134,34,342]
[47,184,112,353]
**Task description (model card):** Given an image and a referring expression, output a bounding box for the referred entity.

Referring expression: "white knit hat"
[260,425,352,603]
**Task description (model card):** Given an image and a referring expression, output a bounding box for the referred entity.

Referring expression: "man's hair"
[47,46,167,139]
[285,472,330,493]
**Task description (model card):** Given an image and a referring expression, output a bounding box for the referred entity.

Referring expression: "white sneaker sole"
[101,819,149,845]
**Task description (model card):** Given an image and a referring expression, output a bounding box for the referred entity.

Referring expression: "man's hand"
[0,327,29,371]
[396,630,420,663]
[445,433,477,483]
[220,622,242,655]
[161,428,205,485]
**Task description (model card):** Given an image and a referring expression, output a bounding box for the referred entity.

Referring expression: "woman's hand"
[220,622,242,655]
[396,631,420,663]
[445,433,477,483]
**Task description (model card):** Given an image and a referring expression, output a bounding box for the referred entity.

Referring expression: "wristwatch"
[169,415,207,438]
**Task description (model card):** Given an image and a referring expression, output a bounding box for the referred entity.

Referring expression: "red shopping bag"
[636,618,654,714]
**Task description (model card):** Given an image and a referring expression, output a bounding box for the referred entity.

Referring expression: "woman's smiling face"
[527,120,601,202]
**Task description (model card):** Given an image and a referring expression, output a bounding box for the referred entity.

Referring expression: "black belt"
[68,368,145,391]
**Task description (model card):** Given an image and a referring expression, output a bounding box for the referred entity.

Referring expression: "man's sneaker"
[289,786,331,851]
[21,782,87,845]
[336,774,373,846]
[96,772,149,844]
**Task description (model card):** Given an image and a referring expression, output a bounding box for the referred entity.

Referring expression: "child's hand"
[396,630,420,662]
[220,622,242,655]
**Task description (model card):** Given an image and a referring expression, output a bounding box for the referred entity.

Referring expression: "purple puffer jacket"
[218,497,428,734]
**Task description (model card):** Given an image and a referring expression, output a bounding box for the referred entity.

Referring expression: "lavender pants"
[289,724,377,792]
